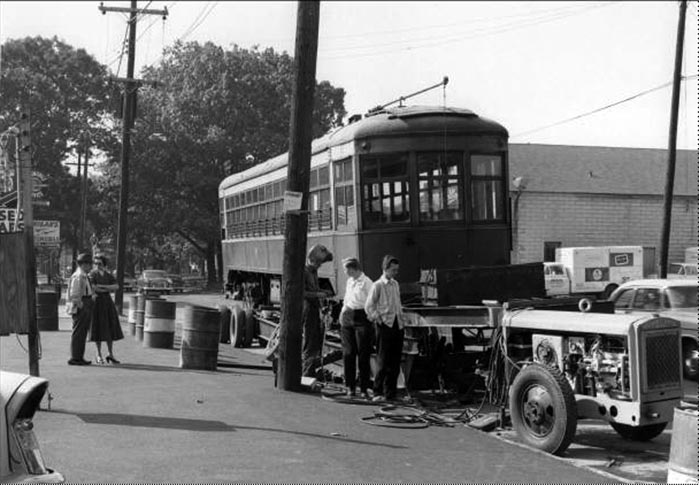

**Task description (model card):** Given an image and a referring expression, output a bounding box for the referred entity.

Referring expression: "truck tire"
[509,363,577,455]
[682,339,699,380]
[243,308,255,347]
[610,422,667,441]
[219,306,231,344]
[600,284,618,300]
[231,307,246,348]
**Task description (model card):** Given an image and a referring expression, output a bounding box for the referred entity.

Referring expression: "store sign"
[34,220,60,247]
[0,208,24,233]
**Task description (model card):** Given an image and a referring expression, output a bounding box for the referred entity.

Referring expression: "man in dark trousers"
[365,255,405,402]
[66,253,96,365]
[302,244,333,377]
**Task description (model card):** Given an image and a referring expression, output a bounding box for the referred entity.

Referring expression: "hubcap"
[521,384,555,436]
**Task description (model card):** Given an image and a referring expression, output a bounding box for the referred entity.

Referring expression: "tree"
[0,36,116,253]
[101,41,346,283]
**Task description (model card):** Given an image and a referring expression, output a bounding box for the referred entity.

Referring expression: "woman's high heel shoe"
[95,355,105,365]
[106,355,120,364]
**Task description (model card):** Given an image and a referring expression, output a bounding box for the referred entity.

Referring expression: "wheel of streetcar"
[509,363,577,455]
[243,308,255,347]
[231,307,246,348]
[682,339,699,380]
[610,422,667,441]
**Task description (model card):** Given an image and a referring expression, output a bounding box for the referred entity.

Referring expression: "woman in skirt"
[88,255,124,364]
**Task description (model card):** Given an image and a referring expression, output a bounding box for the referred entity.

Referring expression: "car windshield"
[144,270,168,279]
[666,286,698,309]
[547,264,565,275]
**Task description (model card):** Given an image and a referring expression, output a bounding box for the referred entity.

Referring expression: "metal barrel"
[179,305,220,371]
[144,299,176,349]
[667,406,699,483]
[36,291,58,331]
[127,295,138,336]
[135,294,161,341]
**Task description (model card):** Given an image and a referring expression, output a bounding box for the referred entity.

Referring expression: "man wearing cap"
[365,255,405,402]
[339,257,374,398]
[302,244,333,377]
[66,253,96,365]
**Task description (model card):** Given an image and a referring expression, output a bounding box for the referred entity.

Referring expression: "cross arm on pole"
[99,3,169,17]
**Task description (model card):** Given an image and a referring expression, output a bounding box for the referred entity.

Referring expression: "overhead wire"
[179,2,218,42]
[511,74,699,139]
[319,2,615,60]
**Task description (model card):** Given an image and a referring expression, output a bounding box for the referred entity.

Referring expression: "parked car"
[137,269,171,295]
[1,371,64,483]
[609,279,698,380]
[166,273,185,293]
[668,262,698,279]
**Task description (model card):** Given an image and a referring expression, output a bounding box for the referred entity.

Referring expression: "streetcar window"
[318,166,329,186]
[417,151,463,222]
[361,154,410,226]
[334,158,355,228]
[265,184,273,201]
[470,154,505,221]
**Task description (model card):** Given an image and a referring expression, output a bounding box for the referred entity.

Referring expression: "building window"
[543,241,561,262]
[418,151,463,222]
[362,153,410,226]
[470,154,504,222]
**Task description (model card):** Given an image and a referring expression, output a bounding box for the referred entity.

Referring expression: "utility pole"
[100,1,168,313]
[658,0,687,278]
[277,1,320,391]
[18,108,40,376]
[79,133,89,251]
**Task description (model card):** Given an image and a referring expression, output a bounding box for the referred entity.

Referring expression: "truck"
[554,246,644,299]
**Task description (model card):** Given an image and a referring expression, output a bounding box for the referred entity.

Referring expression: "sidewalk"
[1,311,621,483]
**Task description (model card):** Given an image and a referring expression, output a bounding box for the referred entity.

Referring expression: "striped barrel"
[135,294,161,341]
[179,305,220,371]
[36,291,59,331]
[144,299,176,349]
[128,295,138,336]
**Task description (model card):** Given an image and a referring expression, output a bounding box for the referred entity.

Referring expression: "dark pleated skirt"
[89,294,124,342]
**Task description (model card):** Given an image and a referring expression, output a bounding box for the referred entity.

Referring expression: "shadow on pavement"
[95,362,243,376]
[51,411,408,449]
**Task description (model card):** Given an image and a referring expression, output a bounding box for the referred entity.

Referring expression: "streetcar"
[218,104,510,312]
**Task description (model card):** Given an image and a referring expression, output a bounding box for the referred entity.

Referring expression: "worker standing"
[365,255,405,402]
[302,244,334,377]
[339,257,374,398]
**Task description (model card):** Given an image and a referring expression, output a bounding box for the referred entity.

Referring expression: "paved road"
[0,295,625,483]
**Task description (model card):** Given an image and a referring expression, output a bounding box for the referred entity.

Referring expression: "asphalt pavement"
[1,297,634,483]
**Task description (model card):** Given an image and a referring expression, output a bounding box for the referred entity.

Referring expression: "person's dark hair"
[382,255,399,271]
[342,257,361,271]
[95,255,108,266]
[76,253,92,264]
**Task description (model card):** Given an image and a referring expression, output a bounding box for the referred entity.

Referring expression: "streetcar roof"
[219,105,508,193]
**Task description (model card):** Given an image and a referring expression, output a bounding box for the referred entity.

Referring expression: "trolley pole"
[277,0,320,391]
[658,0,686,278]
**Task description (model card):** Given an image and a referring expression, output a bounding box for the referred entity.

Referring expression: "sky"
[1,1,697,150]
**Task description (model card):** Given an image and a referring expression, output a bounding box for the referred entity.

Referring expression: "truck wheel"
[243,308,255,347]
[509,363,577,455]
[682,339,699,380]
[610,422,667,441]
[601,284,618,300]
[231,307,246,348]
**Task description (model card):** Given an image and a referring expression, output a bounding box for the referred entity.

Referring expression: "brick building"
[509,144,697,275]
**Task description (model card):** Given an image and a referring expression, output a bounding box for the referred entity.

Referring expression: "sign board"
[0,142,18,207]
[34,220,60,246]
[283,190,303,213]
[0,208,24,233]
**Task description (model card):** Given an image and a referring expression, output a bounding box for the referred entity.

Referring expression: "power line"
[511,74,699,138]
[319,2,614,60]
[179,2,218,42]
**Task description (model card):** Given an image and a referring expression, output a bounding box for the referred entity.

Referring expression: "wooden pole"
[114,0,138,314]
[658,0,687,278]
[277,1,320,391]
[19,107,40,376]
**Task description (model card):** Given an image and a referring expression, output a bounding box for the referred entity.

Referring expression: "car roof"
[617,278,698,289]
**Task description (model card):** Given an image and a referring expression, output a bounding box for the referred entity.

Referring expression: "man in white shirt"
[339,257,374,398]
[66,253,96,365]
[365,255,405,402]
